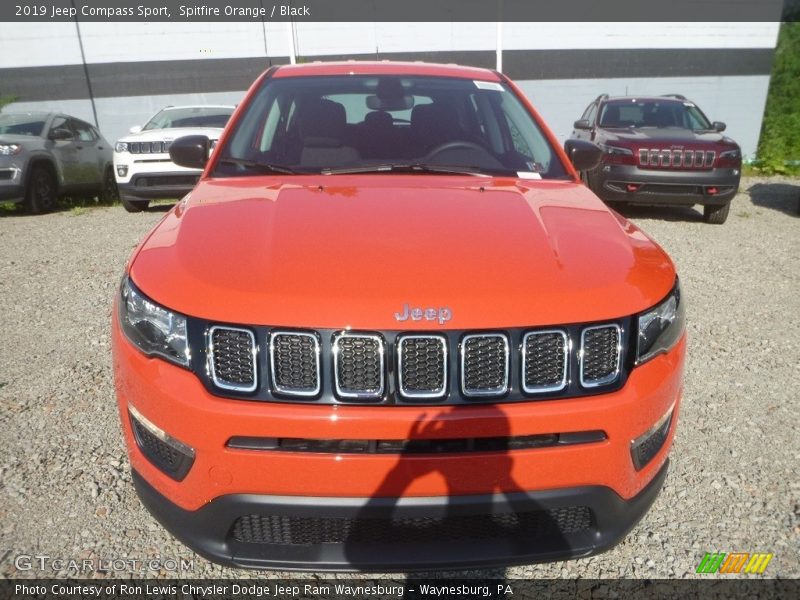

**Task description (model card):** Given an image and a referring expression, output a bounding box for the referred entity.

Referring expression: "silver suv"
[0,112,116,213]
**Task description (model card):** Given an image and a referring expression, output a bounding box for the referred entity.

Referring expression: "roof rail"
[594,93,610,102]
[661,94,687,100]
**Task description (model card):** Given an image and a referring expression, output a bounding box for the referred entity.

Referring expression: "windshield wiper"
[321,163,518,177]
[217,158,296,174]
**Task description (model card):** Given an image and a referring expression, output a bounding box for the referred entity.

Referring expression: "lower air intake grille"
[523,330,568,393]
[398,335,447,398]
[270,332,320,396]
[208,327,256,392]
[581,325,621,387]
[231,505,592,545]
[461,334,508,396]
[334,334,384,399]
[129,412,194,481]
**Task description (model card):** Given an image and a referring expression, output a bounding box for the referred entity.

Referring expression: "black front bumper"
[594,165,740,206]
[132,460,668,572]
[118,171,200,201]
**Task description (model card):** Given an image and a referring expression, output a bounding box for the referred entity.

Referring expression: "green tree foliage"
[755,22,800,174]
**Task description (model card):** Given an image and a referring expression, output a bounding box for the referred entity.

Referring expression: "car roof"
[160,105,235,110]
[602,96,691,104]
[272,60,502,82]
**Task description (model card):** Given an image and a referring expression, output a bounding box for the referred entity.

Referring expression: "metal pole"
[70,0,99,127]
[496,0,503,72]
[287,20,296,64]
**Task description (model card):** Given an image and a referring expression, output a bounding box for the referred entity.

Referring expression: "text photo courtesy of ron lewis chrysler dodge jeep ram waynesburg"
[113,61,686,571]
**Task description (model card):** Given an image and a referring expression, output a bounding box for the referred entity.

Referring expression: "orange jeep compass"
[112,62,686,571]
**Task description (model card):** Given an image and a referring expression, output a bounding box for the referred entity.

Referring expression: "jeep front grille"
[208,326,257,392]
[128,140,170,154]
[522,330,568,393]
[270,332,320,396]
[333,333,384,399]
[398,335,447,399]
[638,148,715,169]
[461,334,509,397]
[201,321,630,403]
[580,325,621,387]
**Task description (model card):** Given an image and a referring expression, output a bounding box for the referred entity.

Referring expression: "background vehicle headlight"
[636,280,685,363]
[0,143,22,156]
[115,141,128,153]
[119,277,190,367]
[599,143,633,156]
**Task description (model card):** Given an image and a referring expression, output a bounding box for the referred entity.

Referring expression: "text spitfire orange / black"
[112,61,686,570]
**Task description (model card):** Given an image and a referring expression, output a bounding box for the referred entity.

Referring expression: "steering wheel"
[423,140,487,161]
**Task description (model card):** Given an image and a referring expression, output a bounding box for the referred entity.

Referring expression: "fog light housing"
[117,165,128,177]
[129,405,195,481]
[631,404,674,471]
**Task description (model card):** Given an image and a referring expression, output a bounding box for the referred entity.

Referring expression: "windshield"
[0,114,46,137]
[215,75,567,178]
[598,100,712,130]
[142,107,233,130]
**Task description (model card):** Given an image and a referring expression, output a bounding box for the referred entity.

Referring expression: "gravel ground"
[0,177,797,581]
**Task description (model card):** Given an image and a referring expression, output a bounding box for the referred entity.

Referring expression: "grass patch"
[754,21,800,175]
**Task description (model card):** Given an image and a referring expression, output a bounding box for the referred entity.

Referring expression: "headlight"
[0,143,22,156]
[119,277,190,367]
[115,141,128,153]
[636,280,685,363]
[719,149,741,160]
[599,143,633,156]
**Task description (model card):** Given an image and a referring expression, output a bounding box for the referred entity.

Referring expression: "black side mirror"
[573,119,592,131]
[49,128,74,141]
[169,135,210,169]
[712,121,726,132]
[564,139,603,172]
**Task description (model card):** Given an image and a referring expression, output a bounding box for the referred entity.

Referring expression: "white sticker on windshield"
[517,171,542,179]
[474,80,504,91]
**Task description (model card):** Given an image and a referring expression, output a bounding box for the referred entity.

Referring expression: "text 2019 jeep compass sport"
[112,62,686,571]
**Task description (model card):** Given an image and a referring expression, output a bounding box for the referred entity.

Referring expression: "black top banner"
[0,0,790,22]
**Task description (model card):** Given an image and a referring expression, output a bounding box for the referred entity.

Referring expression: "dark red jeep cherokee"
[571,94,742,224]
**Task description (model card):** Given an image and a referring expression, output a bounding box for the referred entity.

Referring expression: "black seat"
[298,99,360,168]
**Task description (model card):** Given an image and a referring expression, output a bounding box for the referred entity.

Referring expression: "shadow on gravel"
[611,204,704,223]
[747,182,800,217]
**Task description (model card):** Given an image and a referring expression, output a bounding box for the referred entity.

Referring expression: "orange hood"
[129,175,676,329]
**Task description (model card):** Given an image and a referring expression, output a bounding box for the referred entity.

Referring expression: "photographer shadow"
[344,406,574,583]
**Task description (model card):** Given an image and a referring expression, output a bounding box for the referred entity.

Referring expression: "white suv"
[114,105,234,212]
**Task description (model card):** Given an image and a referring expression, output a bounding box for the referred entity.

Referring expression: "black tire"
[703,201,730,224]
[25,165,57,214]
[121,197,150,213]
[99,167,119,203]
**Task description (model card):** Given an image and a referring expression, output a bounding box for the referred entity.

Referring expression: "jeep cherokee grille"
[638,148,715,169]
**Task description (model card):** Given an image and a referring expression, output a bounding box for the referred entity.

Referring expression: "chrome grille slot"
[207,326,257,392]
[580,325,621,387]
[683,150,694,167]
[638,149,649,166]
[270,331,320,396]
[333,333,384,399]
[522,330,568,393]
[704,151,716,167]
[398,335,447,399]
[461,334,509,397]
